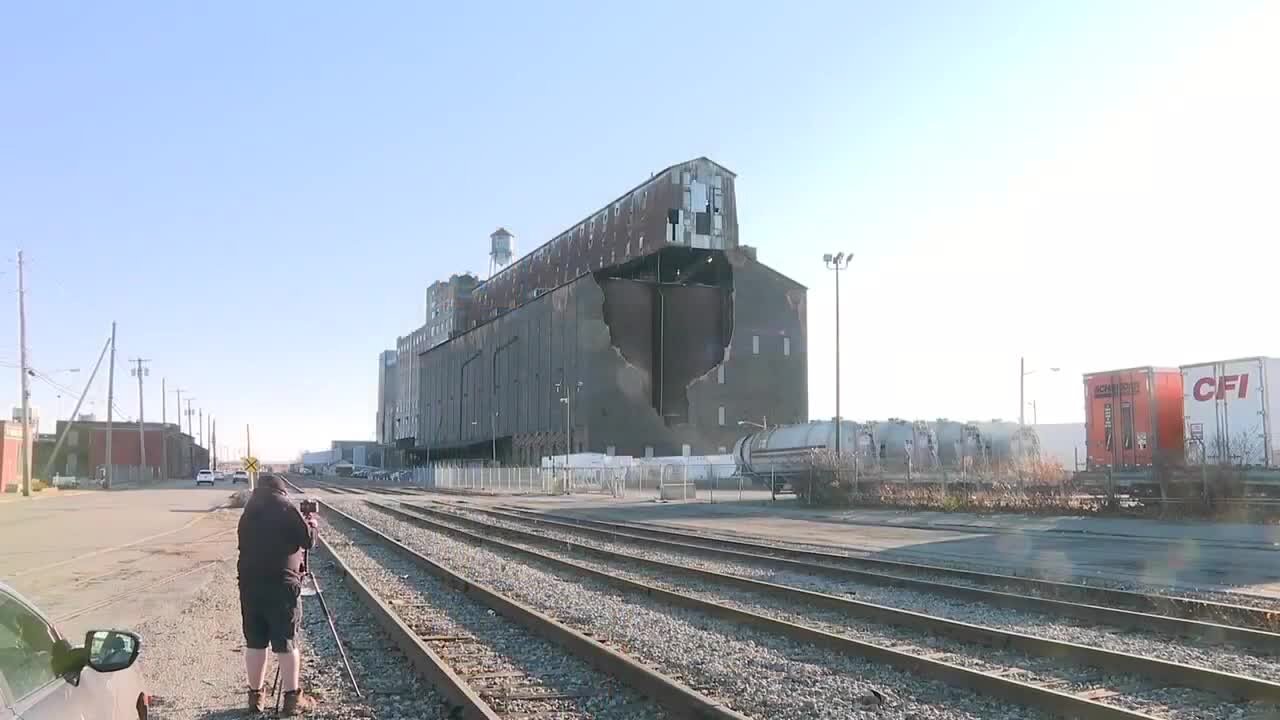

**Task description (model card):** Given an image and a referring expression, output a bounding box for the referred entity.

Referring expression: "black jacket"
[237,486,315,588]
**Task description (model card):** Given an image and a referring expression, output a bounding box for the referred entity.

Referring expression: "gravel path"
[433,503,1280,682]
[322,513,667,720]
[406,503,1267,720]
[330,499,1050,720]
[130,551,446,720]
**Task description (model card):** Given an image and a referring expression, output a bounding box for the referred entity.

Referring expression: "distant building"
[331,440,382,467]
[390,273,480,443]
[376,350,397,446]
[383,157,808,464]
[0,421,26,492]
[44,420,208,480]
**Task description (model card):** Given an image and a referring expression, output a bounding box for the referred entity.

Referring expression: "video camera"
[299,499,319,515]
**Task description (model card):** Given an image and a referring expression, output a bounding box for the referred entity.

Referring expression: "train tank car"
[967,420,1041,466]
[933,419,984,468]
[865,419,939,472]
[734,419,1043,482]
[732,420,861,489]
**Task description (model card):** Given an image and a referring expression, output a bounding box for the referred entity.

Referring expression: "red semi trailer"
[1083,367,1184,471]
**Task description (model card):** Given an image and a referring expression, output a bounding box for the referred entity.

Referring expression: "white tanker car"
[733,419,1040,495]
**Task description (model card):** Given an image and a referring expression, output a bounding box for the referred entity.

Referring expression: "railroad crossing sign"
[244,456,260,473]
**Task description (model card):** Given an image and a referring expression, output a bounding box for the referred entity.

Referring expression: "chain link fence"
[381,462,758,501]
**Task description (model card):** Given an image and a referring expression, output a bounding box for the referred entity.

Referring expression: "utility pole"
[161,378,168,481]
[1019,356,1025,429]
[130,358,150,480]
[171,386,185,479]
[105,322,117,490]
[211,418,217,470]
[246,424,254,490]
[184,398,196,476]
[17,251,32,497]
[40,336,111,480]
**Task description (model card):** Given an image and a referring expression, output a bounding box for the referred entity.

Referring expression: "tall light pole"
[1019,358,1060,428]
[824,252,852,458]
[737,417,768,431]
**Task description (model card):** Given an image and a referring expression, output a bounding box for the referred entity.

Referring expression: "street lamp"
[1019,358,1060,428]
[823,252,852,458]
[737,416,768,431]
[46,368,80,420]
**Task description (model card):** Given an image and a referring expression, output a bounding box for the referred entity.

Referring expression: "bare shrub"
[228,489,252,508]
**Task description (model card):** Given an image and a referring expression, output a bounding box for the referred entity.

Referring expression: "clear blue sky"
[3,2,1276,460]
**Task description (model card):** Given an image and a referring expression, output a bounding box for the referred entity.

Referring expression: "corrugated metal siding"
[415,245,806,461]
[470,159,738,325]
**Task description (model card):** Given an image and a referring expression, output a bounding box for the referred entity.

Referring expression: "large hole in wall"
[596,247,733,425]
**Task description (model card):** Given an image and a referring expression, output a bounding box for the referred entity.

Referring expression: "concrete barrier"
[659,482,698,501]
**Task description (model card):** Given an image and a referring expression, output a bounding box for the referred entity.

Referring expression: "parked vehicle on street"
[195,469,215,487]
[51,476,80,489]
[0,581,149,720]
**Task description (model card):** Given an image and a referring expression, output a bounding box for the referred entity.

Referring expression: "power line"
[29,369,79,396]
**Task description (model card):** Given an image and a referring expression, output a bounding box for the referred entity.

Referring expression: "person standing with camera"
[237,473,318,715]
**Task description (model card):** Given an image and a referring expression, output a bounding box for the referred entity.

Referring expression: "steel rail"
[361,501,1172,720]
[397,501,1280,705]
[315,533,502,719]
[488,503,1280,633]
[318,501,748,720]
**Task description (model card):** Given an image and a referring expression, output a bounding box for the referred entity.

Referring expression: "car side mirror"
[85,630,141,673]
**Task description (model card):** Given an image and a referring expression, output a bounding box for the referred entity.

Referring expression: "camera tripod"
[271,547,362,711]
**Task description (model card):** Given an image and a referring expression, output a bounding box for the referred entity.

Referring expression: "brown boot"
[280,690,315,716]
[246,688,264,714]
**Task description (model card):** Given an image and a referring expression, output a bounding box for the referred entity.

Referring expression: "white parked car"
[51,476,80,489]
[195,469,215,486]
[0,581,149,720]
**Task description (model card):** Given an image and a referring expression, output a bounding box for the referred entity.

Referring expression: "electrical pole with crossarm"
[17,251,32,497]
[130,358,150,480]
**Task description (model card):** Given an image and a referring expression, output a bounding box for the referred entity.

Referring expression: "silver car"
[0,582,149,720]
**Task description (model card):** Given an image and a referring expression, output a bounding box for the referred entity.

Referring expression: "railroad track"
[317,500,743,720]
[296,480,427,497]
[408,503,1280,657]
[484,503,1280,632]
[352,499,1280,720]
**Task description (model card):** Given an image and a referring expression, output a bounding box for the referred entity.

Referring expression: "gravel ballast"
[405,503,1266,720]
[129,551,448,720]
[322,515,667,720]
[560,512,1280,612]
[432,503,1280,683]
[330,499,1050,720]
[303,547,450,720]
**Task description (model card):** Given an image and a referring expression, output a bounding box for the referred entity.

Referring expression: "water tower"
[489,227,514,278]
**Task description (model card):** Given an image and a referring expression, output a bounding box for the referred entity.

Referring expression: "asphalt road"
[0,482,241,639]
